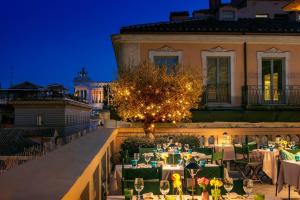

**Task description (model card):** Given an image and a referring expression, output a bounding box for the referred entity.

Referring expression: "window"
[262,59,284,102]
[206,57,231,103]
[153,56,178,74]
[221,10,235,20]
[37,115,43,126]
[256,14,269,18]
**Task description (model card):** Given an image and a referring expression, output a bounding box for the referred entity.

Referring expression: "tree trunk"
[144,122,155,140]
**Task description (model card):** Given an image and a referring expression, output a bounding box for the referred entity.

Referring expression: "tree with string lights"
[111,61,203,139]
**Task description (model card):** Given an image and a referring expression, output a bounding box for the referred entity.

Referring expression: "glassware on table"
[163,143,168,152]
[178,143,182,151]
[144,153,151,166]
[243,179,253,198]
[184,144,190,152]
[134,153,140,164]
[160,180,170,199]
[290,141,296,149]
[134,178,144,200]
[157,144,162,152]
[224,177,234,199]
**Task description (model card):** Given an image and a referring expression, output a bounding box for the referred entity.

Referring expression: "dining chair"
[121,166,162,195]
[233,145,262,181]
[211,149,224,165]
[184,164,225,195]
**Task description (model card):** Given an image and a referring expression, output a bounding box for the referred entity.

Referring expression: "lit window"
[37,115,43,126]
[153,56,178,74]
[221,10,235,20]
[256,14,269,18]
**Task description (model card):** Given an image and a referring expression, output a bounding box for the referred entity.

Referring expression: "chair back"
[166,154,181,165]
[212,150,224,165]
[184,164,224,179]
[193,147,214,155]
[234,145,250,162]
[122,167,162,194]
[247,142,258,152]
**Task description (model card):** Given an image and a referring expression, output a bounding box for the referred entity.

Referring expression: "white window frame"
[257,48,289,86]
[201,47,236,105]
[149,45,183,64]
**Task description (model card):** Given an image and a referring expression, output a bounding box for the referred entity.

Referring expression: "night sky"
[0,0,229,91]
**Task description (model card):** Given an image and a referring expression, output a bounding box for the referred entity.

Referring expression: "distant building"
[73,68,111,115]
[0,81,93,151]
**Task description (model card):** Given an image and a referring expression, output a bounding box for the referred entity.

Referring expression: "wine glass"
[134,153,140,165]
[157,144,162,152]
[163,143,168,152]
[291,141,296,149]
[243,179,253,198]
[184,144,189,152]
[178,143,182,151]
[144,153,151,166]
[224,177,234,199]
[134,178,144,200]
[160,180,170,199]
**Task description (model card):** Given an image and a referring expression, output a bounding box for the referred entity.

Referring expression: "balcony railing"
[246,85,300,106]
[204,84,231,104]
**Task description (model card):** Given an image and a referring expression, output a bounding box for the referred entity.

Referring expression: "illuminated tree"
[111,61,203,138]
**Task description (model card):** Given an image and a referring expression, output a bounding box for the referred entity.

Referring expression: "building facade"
[112,0,300,117]
[73,68,111,115]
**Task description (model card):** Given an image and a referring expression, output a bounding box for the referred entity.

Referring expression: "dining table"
[277,160,300,194]
[110,163,223,195]
[107,194,281,200]
[252,149,279,184]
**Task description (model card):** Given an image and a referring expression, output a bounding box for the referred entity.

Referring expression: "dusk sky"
[0,0,229,90]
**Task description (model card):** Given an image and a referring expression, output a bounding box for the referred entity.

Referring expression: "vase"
[201,191,209,200]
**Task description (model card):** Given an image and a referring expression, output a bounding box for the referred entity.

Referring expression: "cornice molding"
[112,34,300,45]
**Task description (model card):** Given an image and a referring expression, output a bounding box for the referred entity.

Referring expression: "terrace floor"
[254,184,300,200]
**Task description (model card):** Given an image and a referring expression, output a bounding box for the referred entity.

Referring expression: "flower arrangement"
[161,153,169,164]
[171,173,183,200]
[197,177,210,191]
[278,139,288,149]
[210,178,223,200]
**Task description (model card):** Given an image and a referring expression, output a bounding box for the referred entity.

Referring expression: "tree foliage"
[111,62,203,124]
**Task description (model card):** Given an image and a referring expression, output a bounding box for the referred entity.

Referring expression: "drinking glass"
[224,177,234,199]
[291,141,296,149]
[163,143,168,152]
[178,143,182,151]
[144,153,151,166]
[243,179,253,198]
[134,153,140,163]
[184,144,189,152]
[160,180,170,199]
[134,178,144,200]
[157,144,162,152]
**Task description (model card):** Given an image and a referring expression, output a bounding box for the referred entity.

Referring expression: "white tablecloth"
[215,145,235,161]
[252,149,279,184]
[278,160,300,194]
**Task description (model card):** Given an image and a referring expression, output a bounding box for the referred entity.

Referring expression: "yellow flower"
[210,178,216,186]
[216,180,223,187]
